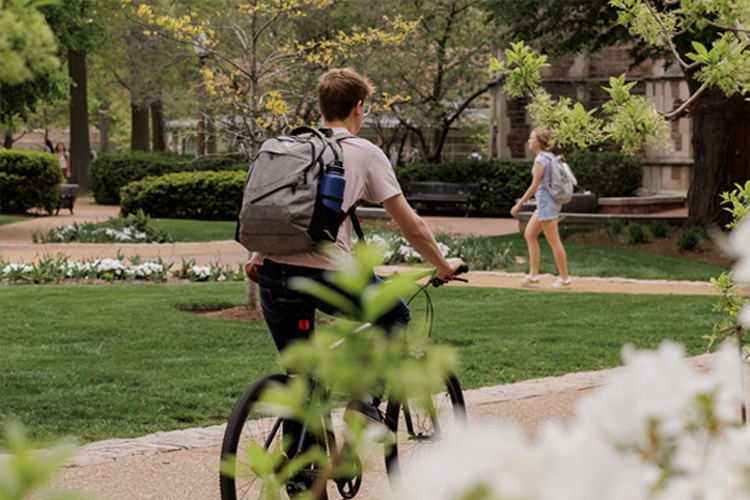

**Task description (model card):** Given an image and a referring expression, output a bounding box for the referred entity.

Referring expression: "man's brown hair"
[318,68,375,121]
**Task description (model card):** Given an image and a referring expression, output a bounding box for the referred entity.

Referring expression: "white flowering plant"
[0,254,244,284]
[360,228,515,270]
[31,210,171,244]
[394,341,748,500]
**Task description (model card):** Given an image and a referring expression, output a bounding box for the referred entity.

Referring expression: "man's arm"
[381,193,464,281]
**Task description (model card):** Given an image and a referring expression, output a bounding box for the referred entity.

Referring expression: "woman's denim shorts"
[535,188,561,221]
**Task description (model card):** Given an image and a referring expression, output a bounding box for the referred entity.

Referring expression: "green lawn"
[146,218,731,281]
[493,233,730,282]
[0,215,32,226]
[0,281,718,445]
[151,218,237,242]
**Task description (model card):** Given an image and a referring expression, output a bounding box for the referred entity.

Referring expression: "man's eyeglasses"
[361,102,372,116]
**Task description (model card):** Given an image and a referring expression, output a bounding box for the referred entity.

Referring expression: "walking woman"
[510,129,571,289]
[55,142,70,180]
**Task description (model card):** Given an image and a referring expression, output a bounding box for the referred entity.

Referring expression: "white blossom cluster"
[364,234,452,263]
[47,224,150,243]
[103,227,148,242]
[191,265,211,279]
[65,258,128,277]
[126,262,166,278]
[2,263,33,274]
[395,341,749,500]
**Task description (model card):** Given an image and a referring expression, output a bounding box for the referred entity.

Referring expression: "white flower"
[394,424,539,500]
[2,264,32,274]
[191,265,211,279]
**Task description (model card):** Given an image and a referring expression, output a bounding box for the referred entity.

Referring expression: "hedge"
[395,159,530,216]
[90,151,248,205]
[0,150,61,215]
[566,151,643,198]
[395,152,644,216]
[120,170,246,220]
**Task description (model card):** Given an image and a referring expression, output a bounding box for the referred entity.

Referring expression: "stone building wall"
[489,46,693,195]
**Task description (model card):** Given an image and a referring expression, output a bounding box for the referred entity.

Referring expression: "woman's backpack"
[540,152,577,204]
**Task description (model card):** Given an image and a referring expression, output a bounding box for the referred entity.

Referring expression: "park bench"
[406,181,480,217]
[56,184,79,215]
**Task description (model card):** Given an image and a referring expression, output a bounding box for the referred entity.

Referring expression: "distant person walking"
[469,148,482,160]
[389,146,399,167]
[55,142,70,180]
[510,128,571,289]
[406,145,420,165]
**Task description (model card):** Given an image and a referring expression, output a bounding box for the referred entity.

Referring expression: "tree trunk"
[207,118,217,155]
[97,102,110,154]
[685,89,746,228]
[130,101,150,152]
[68,49,90,190]
[150,100,166,152]
[3,133,12,149]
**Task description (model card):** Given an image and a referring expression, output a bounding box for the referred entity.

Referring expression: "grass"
[0,215,32,226]
[151,219,729,280]
[151,218,237,242]
[494,233,729,281]
[0,281,718,445]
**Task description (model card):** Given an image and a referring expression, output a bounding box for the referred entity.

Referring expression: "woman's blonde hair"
[533,128,552,150]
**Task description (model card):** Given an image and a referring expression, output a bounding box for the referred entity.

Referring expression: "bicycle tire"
[383,374,466,478]
[219,374,329,500]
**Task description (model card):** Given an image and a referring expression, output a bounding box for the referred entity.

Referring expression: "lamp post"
[193,33,209,158]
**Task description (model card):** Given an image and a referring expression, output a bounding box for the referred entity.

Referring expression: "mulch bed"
[561,227,735,267]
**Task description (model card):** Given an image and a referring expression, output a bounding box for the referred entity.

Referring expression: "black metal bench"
[406,181,480,217]
[56,184,79,215]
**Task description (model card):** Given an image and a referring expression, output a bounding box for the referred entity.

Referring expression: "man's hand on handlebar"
[434,258,468,284]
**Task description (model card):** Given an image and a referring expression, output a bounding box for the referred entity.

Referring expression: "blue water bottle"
[319,164,346,212]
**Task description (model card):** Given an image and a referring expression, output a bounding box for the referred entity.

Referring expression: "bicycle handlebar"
[429,263,470,287]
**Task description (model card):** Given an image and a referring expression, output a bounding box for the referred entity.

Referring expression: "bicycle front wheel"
[219,374,328,500]
[383,374,466,478]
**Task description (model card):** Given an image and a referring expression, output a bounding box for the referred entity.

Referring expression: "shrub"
[625,222,648,244]
[607,217,624,238]
[89,151,248,205]
[567,151,643,197]
[0,150,61,215]
[647,220,670,238]
[395,159,529,216]
[120,170,246,220]
[676,226,708,252]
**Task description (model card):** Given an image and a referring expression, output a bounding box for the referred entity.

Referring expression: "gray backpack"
[236,126,360,254]
[540,151,577,204]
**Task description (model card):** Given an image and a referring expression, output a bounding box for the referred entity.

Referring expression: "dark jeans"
[257,259,411,353]
[257,259,411,467]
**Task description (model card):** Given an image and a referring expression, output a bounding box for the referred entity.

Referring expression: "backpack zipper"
[250,182,298,204]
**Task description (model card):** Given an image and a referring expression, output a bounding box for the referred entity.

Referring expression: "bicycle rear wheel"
[220,374,328,500]
[383,374,466,478]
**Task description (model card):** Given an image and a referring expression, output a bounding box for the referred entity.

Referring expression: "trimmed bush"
[648,220,670,238]
[90,152,248,205]
[395,159,529,216]
[567,151,643,197]
[120,170,245,220]
[676,226,708,252]
[0,150,60,215]
[625,222,648,244]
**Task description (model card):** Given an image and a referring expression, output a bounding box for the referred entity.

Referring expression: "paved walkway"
[1,199,740,499]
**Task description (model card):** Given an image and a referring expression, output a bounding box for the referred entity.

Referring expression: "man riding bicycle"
[244,67,464,430]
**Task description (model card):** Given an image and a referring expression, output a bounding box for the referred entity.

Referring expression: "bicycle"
[219,265,469,499]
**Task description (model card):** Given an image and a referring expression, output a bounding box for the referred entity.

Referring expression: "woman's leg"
[541,219,569,280]
[524,213,543,276]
